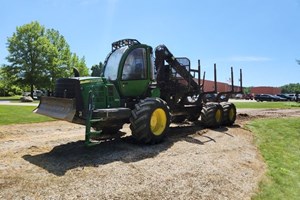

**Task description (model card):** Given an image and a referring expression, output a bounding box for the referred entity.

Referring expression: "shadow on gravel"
[22,124,239,176]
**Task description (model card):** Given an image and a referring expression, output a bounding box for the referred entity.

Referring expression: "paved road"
[228,99,256,103]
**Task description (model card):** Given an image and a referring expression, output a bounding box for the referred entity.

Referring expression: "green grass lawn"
[246,118,300,200]
[0,95,22,100]
[0,105,55,125]
[0,95,22,102]
[234,101,300,109]
[0,95,41,103]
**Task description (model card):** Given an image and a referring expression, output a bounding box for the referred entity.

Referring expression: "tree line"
[0,21,102,97]
[280,83,300,93]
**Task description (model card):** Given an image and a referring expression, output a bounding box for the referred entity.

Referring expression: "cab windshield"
[104,46,128,81]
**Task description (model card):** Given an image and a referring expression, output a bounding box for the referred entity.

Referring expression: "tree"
[0,66,9,96]
[44,28,72,90]
[243,87,252,94]
[0,65,22,96]
[91,62,104,76]
[6,22,50,97]
[281,83,300,93]
[5,21,89,97]
[70,54,89,76]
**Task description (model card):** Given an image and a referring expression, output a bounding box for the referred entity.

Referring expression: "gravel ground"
[1,108,299,199]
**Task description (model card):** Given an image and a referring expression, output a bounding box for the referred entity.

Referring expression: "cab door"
[118,47,150,97]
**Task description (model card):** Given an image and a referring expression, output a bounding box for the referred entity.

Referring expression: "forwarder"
[34,39,242,145]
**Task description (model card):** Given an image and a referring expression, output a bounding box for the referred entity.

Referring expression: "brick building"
[202,80,241,92]
[250,87,281,95]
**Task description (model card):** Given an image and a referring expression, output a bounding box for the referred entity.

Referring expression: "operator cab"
[103,39,153,98]
[121,48,147,80]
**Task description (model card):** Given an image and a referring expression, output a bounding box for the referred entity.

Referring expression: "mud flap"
[33,96,76,122]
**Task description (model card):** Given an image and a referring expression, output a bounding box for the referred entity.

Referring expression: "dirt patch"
[237,108,300,123]
[0,108,299,199]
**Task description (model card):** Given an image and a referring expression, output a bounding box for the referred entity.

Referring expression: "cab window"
[122,48,147,80]
[104,46,128,81]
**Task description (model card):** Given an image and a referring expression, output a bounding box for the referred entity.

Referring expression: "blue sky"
[1,0,300,87]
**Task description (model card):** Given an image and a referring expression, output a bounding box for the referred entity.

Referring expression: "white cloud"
[229,56,272,62]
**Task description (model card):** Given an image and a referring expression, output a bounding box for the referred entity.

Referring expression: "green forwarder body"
[34,38,243,146]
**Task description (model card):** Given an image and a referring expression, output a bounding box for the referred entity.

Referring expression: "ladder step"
[89,131,101,136]
[85,141,101,147]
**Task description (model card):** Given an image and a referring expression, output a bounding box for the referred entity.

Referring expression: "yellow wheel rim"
[150,108,167,136]
[215,109,222,123]
[229,108,235,121]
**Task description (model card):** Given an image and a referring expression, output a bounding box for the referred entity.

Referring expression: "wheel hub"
[150,108,167,136]
[229,108,235,120]
[215,109,222,123]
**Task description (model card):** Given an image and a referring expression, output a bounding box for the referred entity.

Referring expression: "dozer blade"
[33,96,76,122]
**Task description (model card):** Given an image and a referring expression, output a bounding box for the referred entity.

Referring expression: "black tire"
[200,102,223,128]
[220,102,236,126]
[130,98,171,144]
